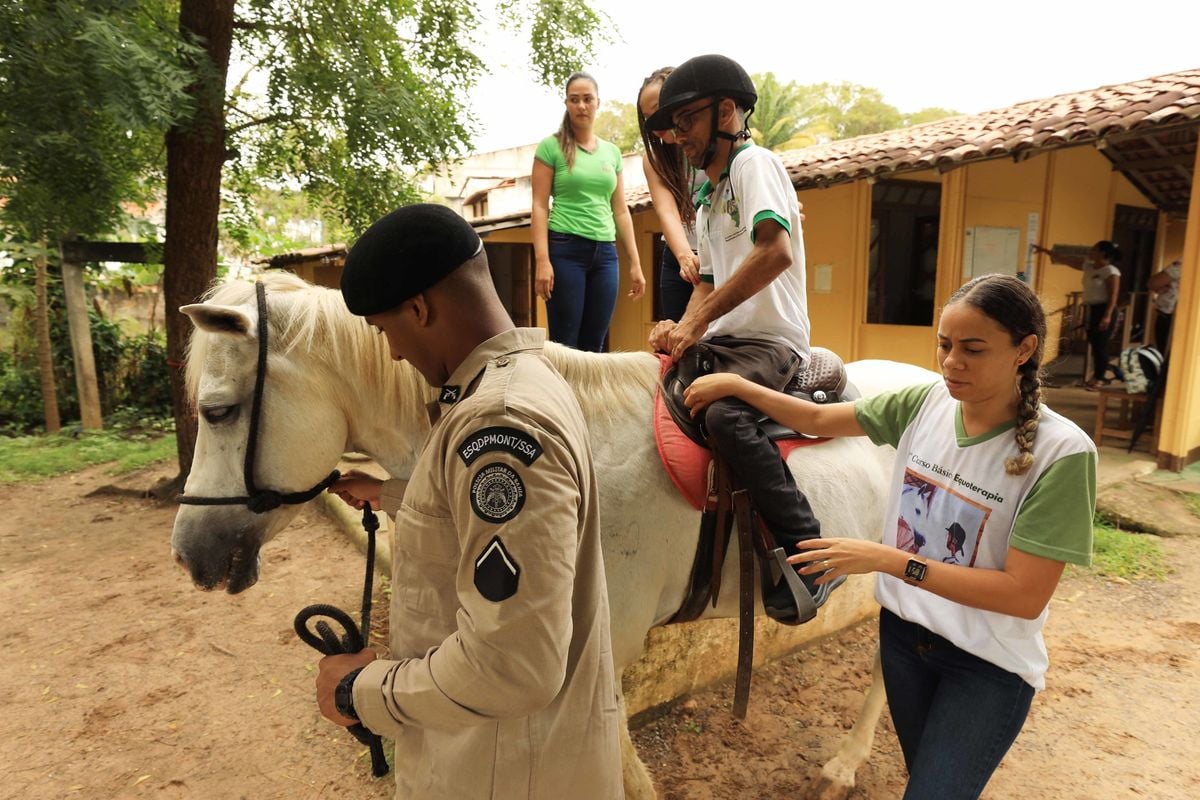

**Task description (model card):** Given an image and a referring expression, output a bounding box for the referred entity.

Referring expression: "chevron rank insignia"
[474,536,520,602]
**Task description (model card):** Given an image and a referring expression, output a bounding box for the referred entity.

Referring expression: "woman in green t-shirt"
[531,71,644,351]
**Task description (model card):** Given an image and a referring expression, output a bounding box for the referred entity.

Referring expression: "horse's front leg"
[617,680,658,800]
[810,644,886,800]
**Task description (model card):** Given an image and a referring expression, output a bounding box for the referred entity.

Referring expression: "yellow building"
[278,70,1200,471]
[469,70,1200,471]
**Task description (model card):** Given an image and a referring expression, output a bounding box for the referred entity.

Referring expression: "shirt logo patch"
[439,385,461,404]
[457,427,543,466]
[474,535,520,602]
[470,463,526,523]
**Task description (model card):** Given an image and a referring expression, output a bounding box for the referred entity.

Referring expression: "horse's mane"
[185,271,660,421]
[542,343,660,417]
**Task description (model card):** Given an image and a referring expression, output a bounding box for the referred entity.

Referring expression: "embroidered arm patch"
[474,535,520,601]
[457,426,543,466]
[470,463,525,523]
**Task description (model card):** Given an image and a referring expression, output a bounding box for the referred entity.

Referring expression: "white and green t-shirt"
[696,142,809,363]
[535,134,622,242]
[855,382,1096,690]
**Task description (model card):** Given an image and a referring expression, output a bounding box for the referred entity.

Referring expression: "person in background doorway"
[1032,240,1121,388]
[532,71,645,351]
[1148,259,1182,356]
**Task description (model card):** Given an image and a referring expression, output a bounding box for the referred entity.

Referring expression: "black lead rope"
[294,505,389,778]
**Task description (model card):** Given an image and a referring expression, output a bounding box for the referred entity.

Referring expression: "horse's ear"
[180,303,253,335]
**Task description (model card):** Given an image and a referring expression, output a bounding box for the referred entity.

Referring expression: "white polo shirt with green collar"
[696,141,810,363]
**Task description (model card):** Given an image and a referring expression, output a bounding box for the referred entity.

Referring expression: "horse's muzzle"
[171,511,265,594]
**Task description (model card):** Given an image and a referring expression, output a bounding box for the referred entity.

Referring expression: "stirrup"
[765,548,847,625]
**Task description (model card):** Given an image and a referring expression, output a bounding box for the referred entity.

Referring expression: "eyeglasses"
[670,102,715,136]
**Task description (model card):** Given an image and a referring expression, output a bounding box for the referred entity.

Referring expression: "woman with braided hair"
[684,273,1096,799]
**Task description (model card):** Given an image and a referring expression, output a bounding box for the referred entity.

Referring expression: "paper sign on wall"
[963,227,1022,281]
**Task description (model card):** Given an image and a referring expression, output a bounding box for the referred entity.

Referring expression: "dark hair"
[946,274,1047,476]
[1093,240,1121,264]
[637,68,696,229]
[557,72,597,170]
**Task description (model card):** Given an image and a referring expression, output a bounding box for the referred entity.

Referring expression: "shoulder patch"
[474,535,520,602]
[458,426,543,466]
[470,463,526,523]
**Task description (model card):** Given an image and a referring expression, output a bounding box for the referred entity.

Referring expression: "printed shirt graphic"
[695,142,810,362]
[856,381,1096,690]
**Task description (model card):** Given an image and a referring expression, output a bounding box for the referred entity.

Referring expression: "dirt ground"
[2,463,1198,800]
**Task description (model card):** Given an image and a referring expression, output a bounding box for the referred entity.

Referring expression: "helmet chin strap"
[699,102,753,171]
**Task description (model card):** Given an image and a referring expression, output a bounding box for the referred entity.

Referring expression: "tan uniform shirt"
[353,328,623,799]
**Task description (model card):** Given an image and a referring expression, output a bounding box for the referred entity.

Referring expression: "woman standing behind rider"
[532,71,645,351]
[637,67,703,322]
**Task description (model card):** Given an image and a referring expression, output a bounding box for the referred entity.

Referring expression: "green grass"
[1186,492,1200,520]
[0,425,176,483]
[1080,516,1169,581]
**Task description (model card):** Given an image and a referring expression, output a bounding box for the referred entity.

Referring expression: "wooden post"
[34,245,61,433]
[58,250,103,430]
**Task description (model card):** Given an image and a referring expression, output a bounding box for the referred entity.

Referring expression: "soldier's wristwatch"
[904,556,928,584]
[334,667,364,722]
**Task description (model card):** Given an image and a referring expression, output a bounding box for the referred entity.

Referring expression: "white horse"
[171,272,936,799]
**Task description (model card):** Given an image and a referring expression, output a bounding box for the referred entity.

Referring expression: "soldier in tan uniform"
[315,204,623,799]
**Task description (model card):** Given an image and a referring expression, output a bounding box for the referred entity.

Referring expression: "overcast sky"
[467,0,1198,153]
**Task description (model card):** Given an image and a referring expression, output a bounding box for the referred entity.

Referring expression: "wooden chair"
[1092,385,1163,452]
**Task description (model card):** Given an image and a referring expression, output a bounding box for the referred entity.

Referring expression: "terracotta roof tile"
[597,70,1200,220]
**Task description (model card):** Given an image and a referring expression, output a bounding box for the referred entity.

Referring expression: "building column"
[1156,143,1200,471]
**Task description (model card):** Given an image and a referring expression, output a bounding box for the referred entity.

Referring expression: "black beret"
[340,203,483,316]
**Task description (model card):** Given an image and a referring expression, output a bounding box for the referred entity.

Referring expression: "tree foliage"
[224,0,612,235]
[594,99,641,154]
[0,0,197,240]
[749,74,959,151]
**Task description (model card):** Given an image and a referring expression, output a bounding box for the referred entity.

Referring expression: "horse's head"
[171,284,349,593]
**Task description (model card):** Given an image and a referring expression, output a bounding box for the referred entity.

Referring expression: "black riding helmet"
[644,54,757,169]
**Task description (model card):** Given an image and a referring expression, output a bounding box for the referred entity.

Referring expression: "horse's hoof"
[807,775,852,800]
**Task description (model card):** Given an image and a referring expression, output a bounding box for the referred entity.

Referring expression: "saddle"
[658,346,857,719]
[661,346,859,448]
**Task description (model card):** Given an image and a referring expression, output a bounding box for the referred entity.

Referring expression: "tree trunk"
[162,0,236,482]
[34,247,61,433]
[59,254,103,430]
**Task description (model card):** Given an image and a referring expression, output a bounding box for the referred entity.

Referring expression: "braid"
[1006,361,1042,475]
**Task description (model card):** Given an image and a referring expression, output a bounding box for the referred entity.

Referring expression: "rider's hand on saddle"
[329,470,383,511]
[316,649,379,727]
[683,374,748,416]
[648,319,677,353]
[667,315,707,362]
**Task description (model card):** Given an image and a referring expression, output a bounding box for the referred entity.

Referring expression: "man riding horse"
[646,54,841,623]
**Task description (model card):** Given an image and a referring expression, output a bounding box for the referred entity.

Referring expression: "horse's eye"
[201,405,237,425]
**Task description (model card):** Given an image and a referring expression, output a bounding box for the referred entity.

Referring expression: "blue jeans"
[546,231,619,352]
[658,247,694,322]
[880,608,1035,800]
